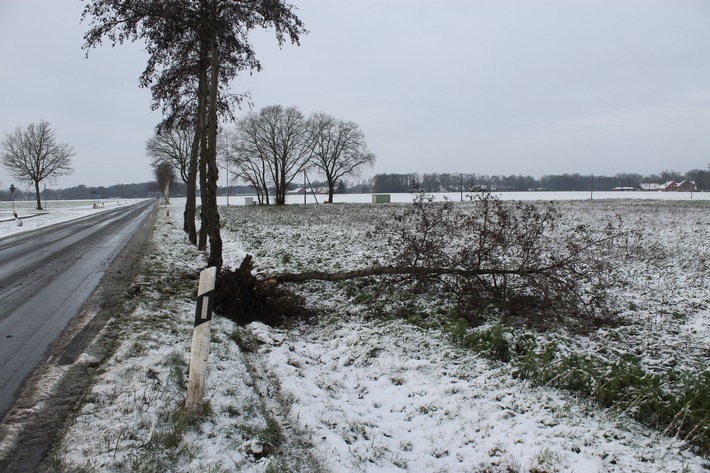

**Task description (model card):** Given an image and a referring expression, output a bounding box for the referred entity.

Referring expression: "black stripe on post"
[194,289,215,327]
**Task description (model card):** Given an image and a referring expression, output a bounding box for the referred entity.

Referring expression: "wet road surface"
[0,200,156,419]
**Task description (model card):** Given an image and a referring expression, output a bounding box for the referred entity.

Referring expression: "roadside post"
[186,266,217,411]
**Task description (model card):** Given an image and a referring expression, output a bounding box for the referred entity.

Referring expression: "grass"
[55,198,710,471]
[221,199,710,458]
[53,207,308,471]
[442,319,710,455]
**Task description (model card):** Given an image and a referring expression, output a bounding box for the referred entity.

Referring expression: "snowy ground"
[0,199,145,236]
[1,194,708,472]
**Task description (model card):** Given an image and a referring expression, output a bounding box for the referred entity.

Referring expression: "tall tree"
[82,0,306,267]
[1,120,74,210]
[146,125,198,240]
[232,105,313,205]
[308,112,375,203]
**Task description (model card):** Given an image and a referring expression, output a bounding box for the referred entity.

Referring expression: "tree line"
[368,168,710,193]
[3,166,708,204]
[0,182,159,202]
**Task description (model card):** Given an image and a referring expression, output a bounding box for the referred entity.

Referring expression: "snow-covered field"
[0,199,145,236]
[280,190,710,205]
[2,194,708,472]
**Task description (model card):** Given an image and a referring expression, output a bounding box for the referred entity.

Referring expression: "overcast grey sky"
[1,0,709,189]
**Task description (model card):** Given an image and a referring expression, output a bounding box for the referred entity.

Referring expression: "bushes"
[447,321,514,363]
[379,191,625,327]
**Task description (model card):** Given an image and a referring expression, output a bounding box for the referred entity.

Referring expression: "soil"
[0,206,158,473]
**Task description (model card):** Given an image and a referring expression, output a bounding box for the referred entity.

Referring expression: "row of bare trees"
[232,106,375,204]
[146,105,375,207]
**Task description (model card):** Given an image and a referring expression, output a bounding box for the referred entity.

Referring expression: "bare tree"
[146,126,199,239]
[232,105,313,205]
[228,124,270,204]
[309,112,375,203]
[146,126,193,184]
[153,161,176,205]
[229,120,271,204]
[1,120,74,210]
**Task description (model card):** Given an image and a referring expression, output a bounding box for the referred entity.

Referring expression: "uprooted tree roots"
[213,255,316,326]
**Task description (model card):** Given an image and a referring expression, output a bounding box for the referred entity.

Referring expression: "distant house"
[676,180,697,192]
[612,186,636,191]
[658,181,677,191]
[640,183,661,191]
[658,180,696,192]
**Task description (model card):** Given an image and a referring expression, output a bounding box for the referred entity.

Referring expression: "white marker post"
[186,266,217,411]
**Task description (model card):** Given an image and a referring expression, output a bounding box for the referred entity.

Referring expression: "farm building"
[658,180,697,192]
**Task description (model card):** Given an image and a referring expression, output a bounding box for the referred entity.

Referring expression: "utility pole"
[590,174,594,200]
[225,131,230,207]
[460,174,463,202]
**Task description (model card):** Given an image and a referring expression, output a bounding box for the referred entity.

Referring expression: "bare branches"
[230,105,313,205]
[374,191,623,324]
[271,263,589,284]
[228,107,376,204]
[1,120,74,210]
[146,126,194,183]
[308,112,375,203]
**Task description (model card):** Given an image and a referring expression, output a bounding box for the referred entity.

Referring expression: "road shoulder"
[0,204,158,472]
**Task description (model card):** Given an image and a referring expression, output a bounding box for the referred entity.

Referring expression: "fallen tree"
[214,191,628,328]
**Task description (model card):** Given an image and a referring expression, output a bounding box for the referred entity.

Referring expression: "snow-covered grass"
[6,195,708,472]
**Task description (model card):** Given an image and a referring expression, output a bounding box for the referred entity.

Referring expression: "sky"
[1,0,709,190]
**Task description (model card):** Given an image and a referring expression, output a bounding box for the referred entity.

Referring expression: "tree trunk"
[262,183,270,205]
[205,28,222,269]
[276,172,286,205]
[184,130,199,244]
[198,121,209,250]
[196,41,210,251]
[270,263,567,284]
[34,180,42,211]
[327,181,335,204]
[184,109,201,245]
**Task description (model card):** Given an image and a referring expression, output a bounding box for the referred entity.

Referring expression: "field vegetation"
[54,196,709,472]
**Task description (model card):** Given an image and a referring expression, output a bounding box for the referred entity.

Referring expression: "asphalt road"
[0,199,156,420]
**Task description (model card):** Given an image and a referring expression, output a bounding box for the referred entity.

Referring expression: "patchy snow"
[1,193,708,472]
[0,199,146,236]
[245,319,702,472]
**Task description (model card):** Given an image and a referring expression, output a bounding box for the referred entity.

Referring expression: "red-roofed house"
[658,180,696,192]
